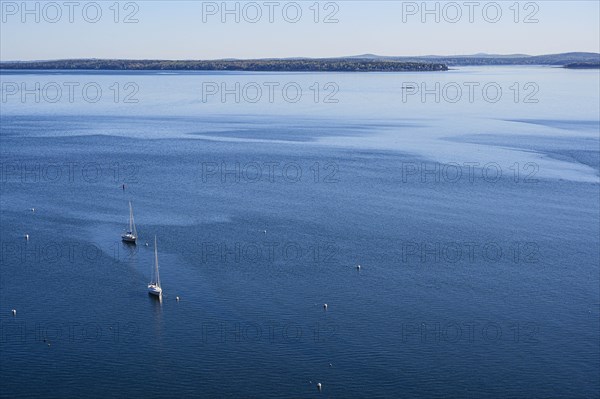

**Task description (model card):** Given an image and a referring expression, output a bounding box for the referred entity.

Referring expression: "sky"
[1,1,599,60]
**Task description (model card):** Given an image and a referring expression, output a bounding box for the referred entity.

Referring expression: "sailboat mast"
[131,205,137,236]
[128,201,137,236]
[128,201,133,231]
[154,236,160,287]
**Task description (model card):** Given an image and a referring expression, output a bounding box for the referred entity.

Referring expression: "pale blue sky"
[1,1,599,60]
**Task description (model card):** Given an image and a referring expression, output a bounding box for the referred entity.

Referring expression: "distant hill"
[349,52,532,61]
[348,52,600,66]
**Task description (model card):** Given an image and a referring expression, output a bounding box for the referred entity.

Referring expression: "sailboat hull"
[148,284,162,296]
[122,234,137,244]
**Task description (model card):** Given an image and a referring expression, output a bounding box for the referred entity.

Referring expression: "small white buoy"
[11,309,16,316]
[30,208,35,212]
[323,304,328,311]
[145,242,149,247]
[24,234,29,241]
[176,296,180,302]
[356,264,361,270]
[263,229,267,234]
[317,382,322,392]
[329,363,333,367]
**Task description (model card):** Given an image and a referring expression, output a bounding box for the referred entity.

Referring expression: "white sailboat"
[121,201,137,244]
[148,236,162,297]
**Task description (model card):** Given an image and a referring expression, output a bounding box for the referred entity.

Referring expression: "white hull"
[122,234,137,243]
[148,284,162,296]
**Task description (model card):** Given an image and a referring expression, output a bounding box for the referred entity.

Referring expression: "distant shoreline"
[0,59,448,72]
[563,62,600,69]
[2,53,598,72]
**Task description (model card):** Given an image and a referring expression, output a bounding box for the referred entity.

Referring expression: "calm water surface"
[1,67,599,398]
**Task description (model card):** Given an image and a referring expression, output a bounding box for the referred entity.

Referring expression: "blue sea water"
[0,67,599,398]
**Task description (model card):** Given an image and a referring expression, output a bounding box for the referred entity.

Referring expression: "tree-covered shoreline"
[4,53,598,71]
[563,62,600,69]
[0,59,449,72]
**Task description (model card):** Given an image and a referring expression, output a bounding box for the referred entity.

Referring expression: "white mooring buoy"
[176,296,180,302]
[317,382,322,392]
[323,304,328,311]
[11,309,16,316]
[24,234,29,241]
